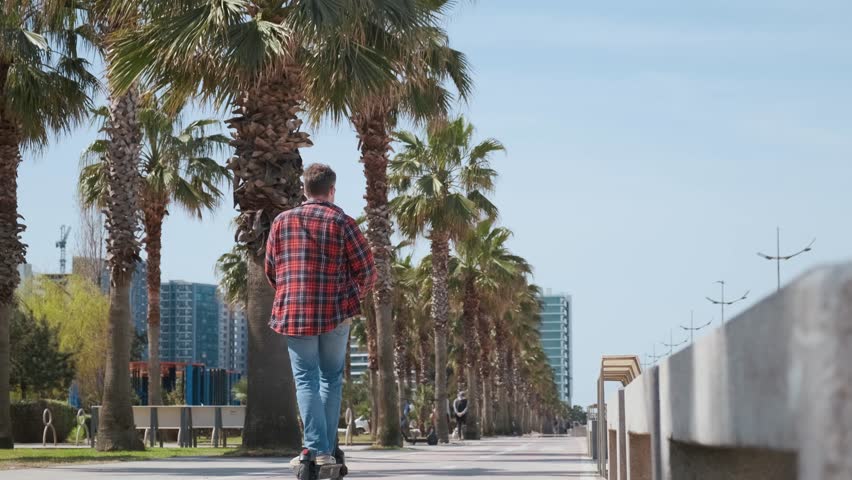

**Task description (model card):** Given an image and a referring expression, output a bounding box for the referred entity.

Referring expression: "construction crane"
[56,225,71,274]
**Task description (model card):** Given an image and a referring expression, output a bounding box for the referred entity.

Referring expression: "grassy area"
[0,433,376,469]
[0,447,236,469]
[339,433,373,445]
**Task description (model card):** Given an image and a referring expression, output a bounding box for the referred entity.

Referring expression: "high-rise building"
[218,299,247,373]
[160,281,220,366]
[349,335,369,379]
[129,262,149,337]
[538,293,572,405]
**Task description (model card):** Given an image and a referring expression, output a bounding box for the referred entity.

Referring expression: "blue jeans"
[287,321,350,455]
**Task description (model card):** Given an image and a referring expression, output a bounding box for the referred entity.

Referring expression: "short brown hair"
[304,163,337,197]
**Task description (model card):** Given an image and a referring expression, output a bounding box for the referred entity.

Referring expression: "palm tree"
[391,248,417,423]
[412,257,435,389]
[390,117,503,443]
[452,220,530,438]
[0,0,96,449]
[305,1,471,447]
[80,99,230,406]
[504,283,549,433]
[216,244,249,308]
[81,0,155,451]
[110,0,419,449]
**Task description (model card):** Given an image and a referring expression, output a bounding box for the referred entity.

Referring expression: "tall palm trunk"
[496,338,512,434]
[227,69,307,449]
[243,254,301,448]
[98,82,144,451]
[430,231,451,443]
[461,279,480,439]
[345,335,352,381]
[504,338,515,433]
[364,292,379,441]
[0,65,25,448]
[478,309,493,437]
[394,312,407,426]
[354,109,400,447]
[493,316,507,434]
[482,375,494,437]
[417,327,430,387]
[142,199,166,406]
[412,352,421,393]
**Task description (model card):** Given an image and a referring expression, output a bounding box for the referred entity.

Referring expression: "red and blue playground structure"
[130,361,242,406]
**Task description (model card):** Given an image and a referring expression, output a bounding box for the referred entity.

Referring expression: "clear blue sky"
[18,0,852,406]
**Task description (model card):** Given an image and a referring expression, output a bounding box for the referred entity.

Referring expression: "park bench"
[91,405,245,448]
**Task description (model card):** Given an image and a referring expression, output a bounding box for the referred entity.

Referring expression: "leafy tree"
[10,308,75,400]
[569,405,587,425]
[130,331,147,362]
[18,275,109,408]
[232,377,247,405]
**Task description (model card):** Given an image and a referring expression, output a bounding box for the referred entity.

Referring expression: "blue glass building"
[160,281,220,367]
[538,294,573,405]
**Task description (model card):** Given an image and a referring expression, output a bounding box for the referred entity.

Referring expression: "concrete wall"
[598,263,852,480]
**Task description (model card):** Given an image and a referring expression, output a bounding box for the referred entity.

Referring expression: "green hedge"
[11,400,78,444]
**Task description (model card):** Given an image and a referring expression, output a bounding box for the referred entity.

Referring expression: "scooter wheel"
[340,465,349,477]
[296,464,313,480]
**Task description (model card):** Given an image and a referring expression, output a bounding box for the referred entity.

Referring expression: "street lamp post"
[680,310,713,344]
[706,280,749,325]
[649,344,665,366]
[662,328,688,356]
[757,227,815,291]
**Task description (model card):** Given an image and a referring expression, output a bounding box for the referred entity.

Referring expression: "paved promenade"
[1,436,600,479]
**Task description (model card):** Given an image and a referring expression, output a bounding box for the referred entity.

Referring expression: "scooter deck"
[292,463,345,480]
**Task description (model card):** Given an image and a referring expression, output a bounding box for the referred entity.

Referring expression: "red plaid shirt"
[265,200,376,336]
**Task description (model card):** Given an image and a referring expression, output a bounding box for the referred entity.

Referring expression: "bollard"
[75,409,90,446]
[213,407,222,448]
[90,407,98,448]
[150,407,159,448]
[42,408,57,447]
[179,406,187,447]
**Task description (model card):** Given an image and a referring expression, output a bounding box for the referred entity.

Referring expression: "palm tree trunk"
[394,313,407,430]
[364,292,379,441]
[243,253,301,449]
[461,279,480,439]
[345,335,352,381]
[142,200,166,406]
[430,231,451,443]
[0,66,24,448]
[354,110,400,447]
[482,375,494,437]
[418,328,430,387]
[495,319,510,434]
[412,354,421,392]
[478,310,493,437]
[98,80,144,451]
[226,68,308,450]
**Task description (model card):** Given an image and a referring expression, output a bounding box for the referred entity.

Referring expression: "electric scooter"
[293,441,348,480]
